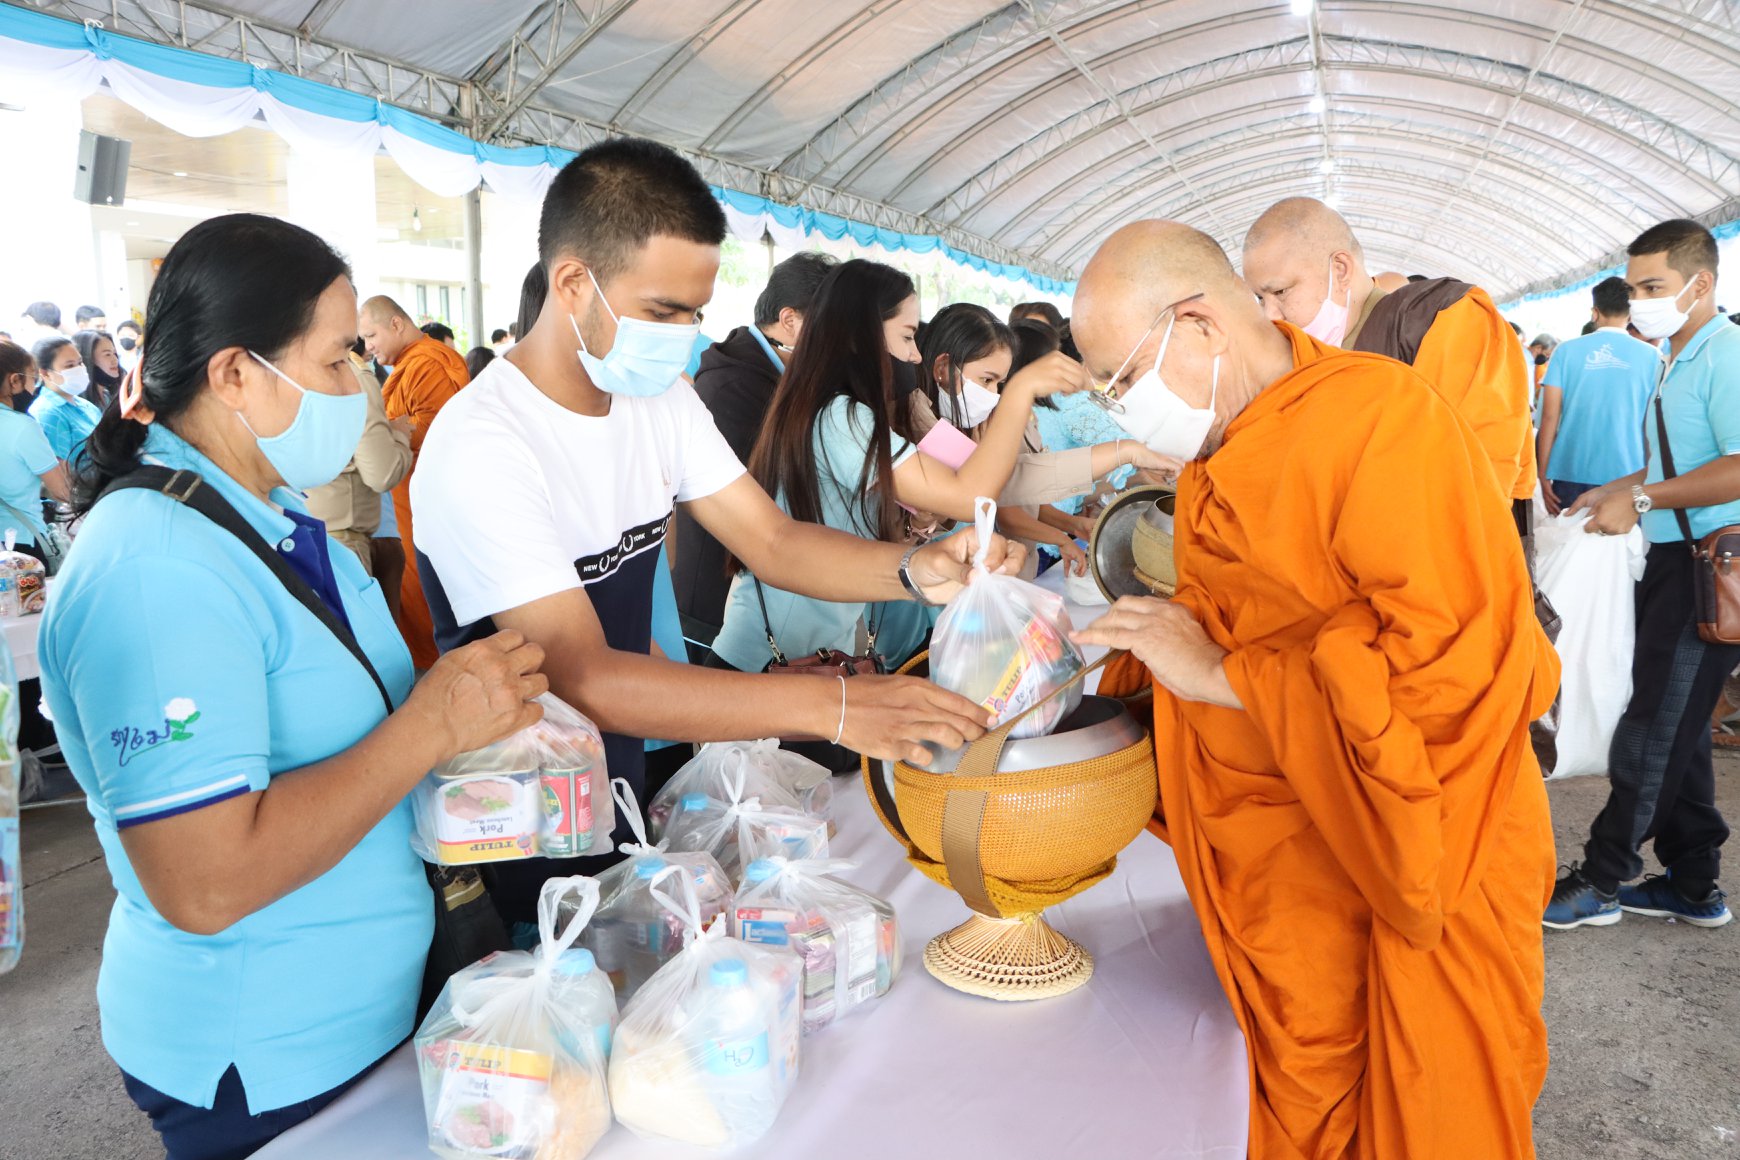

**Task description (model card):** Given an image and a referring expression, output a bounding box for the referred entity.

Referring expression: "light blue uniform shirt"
[1542,327,1660,486]
[1643,316,1740,543]
[1031,391,1133,513]
[28,387,101,462]
[713,396,915,671]
[0,407,56,546]
[39,425,429,1113]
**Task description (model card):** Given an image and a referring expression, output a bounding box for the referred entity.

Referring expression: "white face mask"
[1301,257,1350,346]
[54,364,90,397]
[1108,313,1219,461]
[1629,276,1701,341]
[939,372,1000,429]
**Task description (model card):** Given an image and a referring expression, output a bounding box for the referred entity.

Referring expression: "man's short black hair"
[1591,275,1631,319]
[421,321,455,343]
[1628,218,1719,281]
[75,304,105,324]
[753,252,837,327]
[1406,273,1428,282]
[116,318,141,336]
[22,301,59,328]
[491,328,508,343]
[538,137,727,282]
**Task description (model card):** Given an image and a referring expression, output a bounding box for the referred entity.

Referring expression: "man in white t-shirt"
[413,138,1035,923]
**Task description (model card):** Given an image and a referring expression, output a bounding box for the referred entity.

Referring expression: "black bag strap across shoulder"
[100,466,396,715]
[1652,371,1700,550]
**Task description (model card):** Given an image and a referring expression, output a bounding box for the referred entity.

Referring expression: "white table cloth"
[3,610,40,682]
[261,766,1249,1160]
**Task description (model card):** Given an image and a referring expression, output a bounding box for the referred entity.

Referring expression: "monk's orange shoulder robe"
[1410,288,1538,501]
[1102,323,1558,1160]
[381,337,468,668]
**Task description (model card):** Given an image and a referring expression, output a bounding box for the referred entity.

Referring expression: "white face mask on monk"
[1110,312,1219,462]
[1302,257,1350,346]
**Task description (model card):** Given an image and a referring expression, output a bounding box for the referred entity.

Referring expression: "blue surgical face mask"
[571,269,701,398]
[239,352,368,491]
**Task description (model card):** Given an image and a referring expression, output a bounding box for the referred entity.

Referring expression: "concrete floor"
[0,763,1735,1160]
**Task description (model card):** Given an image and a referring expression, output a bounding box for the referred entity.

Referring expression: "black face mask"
[118,335,137,351]
[889,355,920,399]
[1534,352,1548,366]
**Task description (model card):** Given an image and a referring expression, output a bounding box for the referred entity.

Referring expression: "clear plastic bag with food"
[664,795,830,884]
[646,740,825,841]
[730,857,900,1033]
[608,867,803,1151]
[0,534,47,617]
[411,694,612,865]
[570,779,733,1002]
[415,877,618,1160]
[931,498,1085,740]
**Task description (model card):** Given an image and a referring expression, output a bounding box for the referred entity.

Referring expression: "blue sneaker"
[1618,875,1733,928]
[1543,864,1621,929]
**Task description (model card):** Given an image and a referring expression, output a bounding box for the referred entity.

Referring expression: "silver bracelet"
[832,675,847,746]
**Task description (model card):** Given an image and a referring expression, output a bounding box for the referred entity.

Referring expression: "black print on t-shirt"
[574,513,670,584]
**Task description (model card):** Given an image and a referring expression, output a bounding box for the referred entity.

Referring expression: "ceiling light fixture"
[1290,0,1314,15]
[1307,94,1326,114]
[412,207,423,233]
[172,170,187,177]
[1318,158,1335,174]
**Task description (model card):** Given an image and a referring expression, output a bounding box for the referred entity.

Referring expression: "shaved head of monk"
[1241,196,1374,338]
[358,294,421,367]
[1072,220,1295,459]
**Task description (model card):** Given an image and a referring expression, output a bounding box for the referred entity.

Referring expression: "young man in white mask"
[1241,196,1537,530]
[1549,219,1740,931]
[1070,219,1558,1158]
[411,138,1022,927]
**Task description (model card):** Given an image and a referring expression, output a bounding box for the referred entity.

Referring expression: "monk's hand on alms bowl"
[1073,597,1244,710]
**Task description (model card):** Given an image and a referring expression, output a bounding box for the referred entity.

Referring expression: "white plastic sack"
[647,740,831,840]
[609,868,803,1150]
[1533,513,1645,778]
[411,694,612,865]
[414,878,617,1160]
[731,856,900,1033]
[931,499,1086,739]
[657,750,830,882]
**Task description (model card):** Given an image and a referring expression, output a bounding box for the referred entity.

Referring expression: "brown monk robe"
[1242,197,1537,510]
[359,295,469,669]
[1070,221,1559,1159]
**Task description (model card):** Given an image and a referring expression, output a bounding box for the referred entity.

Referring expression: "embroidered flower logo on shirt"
[109,699,201,766]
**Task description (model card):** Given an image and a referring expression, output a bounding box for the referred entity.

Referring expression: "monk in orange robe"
[1071,221,1559,1159]
[359,295,468,669]
[1242,197,1537,522]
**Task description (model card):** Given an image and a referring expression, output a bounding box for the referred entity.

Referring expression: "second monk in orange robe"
[360,295,468,669]
[1071,221,1560,1159]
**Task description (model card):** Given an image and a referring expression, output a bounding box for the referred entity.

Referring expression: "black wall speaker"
[74,130,131,207]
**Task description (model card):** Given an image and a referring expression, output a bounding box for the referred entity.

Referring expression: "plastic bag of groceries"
[412,694,612,865]
[730,857,900,1033]
[1531,513,1646,778]
[663,787,829,884]
[0,533,47,617]
[609,867,803,1150]
[568,779,733,1002]
[647,740,831,840]
[931,498,1085,739]
[415,878,618,1160]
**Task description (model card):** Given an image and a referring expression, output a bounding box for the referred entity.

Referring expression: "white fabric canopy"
[15,0,1740,298]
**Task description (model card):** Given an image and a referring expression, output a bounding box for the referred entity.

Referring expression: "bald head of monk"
[1240,197,1375,341]
[1072,220,1296,460]
[358,295,421,367]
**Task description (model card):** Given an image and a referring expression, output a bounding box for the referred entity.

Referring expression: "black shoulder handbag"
[100,467,510,1018]
[1654,392,1740,645]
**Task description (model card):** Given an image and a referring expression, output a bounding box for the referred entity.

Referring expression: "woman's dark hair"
[516,262,548,339]
[1009,318,1062,409]
[0,341,33,392]
[1008,301,1065,331]
[746,259,916,554]
[465,345,496,379]
[31,336,72,382]
[73,328,121,407]
[918,303,1013,424]
[75,213,350,513]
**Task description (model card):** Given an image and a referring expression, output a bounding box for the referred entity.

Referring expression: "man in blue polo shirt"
[1547,219,1740,930]
[1537,275,1660,514]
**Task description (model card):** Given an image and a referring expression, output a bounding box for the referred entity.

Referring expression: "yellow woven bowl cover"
[1130,498,1177,595]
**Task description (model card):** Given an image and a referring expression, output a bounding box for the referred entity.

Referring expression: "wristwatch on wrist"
[898,543,937,606]
[1632,485,1653,514]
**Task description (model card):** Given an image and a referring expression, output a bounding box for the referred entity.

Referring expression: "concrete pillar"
[284,147,380,300]
[479,188,541,337]
[0,97,99,335]
[463,187,484,350]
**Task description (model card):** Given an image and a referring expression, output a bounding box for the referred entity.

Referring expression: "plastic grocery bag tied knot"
[971,496,997,575]
[650,863,721,949]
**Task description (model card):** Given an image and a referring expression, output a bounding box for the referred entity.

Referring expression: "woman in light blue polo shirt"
[40,214,549,1160]
[28,334,103,468]
[0,341,69,558]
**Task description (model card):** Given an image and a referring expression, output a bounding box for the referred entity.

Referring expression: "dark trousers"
[120,1058,383,1160]
[1549,480,1600,508]
[1584,543,1740,892]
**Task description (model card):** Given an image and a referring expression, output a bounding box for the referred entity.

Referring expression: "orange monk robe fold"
[1102,323,1559,1160]
[381,336,467,669]
[1410,288,1538,502]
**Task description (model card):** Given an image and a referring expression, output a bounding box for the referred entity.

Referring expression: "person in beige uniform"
[304,361,411,573]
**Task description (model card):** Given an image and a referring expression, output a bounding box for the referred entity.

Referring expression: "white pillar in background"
[284,147,380,300]
[94,229,131,325]
[0,98,99,335]
[480,188,541,337]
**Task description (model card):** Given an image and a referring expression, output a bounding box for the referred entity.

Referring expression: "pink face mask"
[1302,257,1350,346]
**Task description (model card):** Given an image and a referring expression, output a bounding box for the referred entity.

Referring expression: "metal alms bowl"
[1091,484,1177,602]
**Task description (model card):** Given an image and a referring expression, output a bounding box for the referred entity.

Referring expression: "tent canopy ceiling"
[35,0,1740,298]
